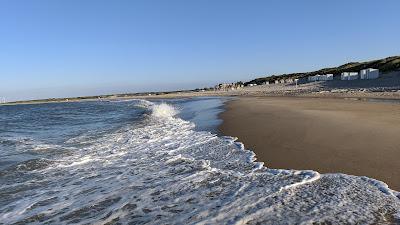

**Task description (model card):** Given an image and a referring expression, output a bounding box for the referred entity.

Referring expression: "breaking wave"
[150,102,178,118]
[0,100,399,224]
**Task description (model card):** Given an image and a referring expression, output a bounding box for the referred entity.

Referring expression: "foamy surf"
[0,99,399,224]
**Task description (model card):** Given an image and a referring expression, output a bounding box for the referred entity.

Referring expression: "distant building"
[308,74,333,82]
[326,74,334,80]
[360,68,379,80]
[340,73,347,80]
[263,81,270,85]
[294,78,299,87]
[285,78,294,84]
[297,77,308,84]
[275,80,279,84]
[341,72,359,80]
[215,83,245,91]
[279,79,285,84]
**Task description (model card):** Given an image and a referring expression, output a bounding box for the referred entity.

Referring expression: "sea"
[0,97,399,225]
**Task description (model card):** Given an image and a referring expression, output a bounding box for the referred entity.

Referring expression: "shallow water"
[0,98,399,224]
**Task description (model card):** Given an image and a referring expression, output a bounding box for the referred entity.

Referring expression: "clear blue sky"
[0,0,399,101]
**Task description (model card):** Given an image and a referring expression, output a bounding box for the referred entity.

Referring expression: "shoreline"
[3,70,400,106]
[2,91,400,107]
[218,96,400,191]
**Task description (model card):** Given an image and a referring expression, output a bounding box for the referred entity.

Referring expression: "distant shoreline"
[3,91,400,106]
[2,91,400,106]
[3,56,399,106]
[2,71,400,106]
[3,92,400,107]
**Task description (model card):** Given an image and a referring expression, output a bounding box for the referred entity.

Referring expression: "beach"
[219,96,400,190]
[2,97,400,224]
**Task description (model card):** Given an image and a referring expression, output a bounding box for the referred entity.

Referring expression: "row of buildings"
[308,74,334,82]
[262,68,380,86]
[340,72,359,80]
[214,83,244,91]
[262,78,297,85]
[308,68,380,82]
[341,68,380,80]
[215,68,380,90]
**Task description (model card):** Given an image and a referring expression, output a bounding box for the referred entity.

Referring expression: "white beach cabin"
[341,72,358,80]
[308,74,333,82]
[360,68,379,80]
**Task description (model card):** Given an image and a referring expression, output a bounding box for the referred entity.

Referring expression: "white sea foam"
[0,100,399,224]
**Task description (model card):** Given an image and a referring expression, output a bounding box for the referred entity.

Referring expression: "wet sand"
[219,97,400,190]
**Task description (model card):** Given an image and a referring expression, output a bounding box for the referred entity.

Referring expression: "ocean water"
[0,97,399,225]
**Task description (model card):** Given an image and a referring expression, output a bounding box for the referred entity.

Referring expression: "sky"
[0,0,399,101]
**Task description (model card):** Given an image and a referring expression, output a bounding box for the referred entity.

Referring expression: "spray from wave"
[0,100,399,224]
[150,102,178,118]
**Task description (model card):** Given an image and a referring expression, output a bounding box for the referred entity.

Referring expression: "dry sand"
[219,97,400,190]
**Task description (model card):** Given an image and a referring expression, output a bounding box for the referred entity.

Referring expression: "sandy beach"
[219,96,400,190]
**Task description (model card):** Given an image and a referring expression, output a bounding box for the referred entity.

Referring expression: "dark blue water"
[0,98,225,171]
[1,101,136,170]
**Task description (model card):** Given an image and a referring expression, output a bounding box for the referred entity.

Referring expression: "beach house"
[341,72,359,80]
[285,78,294,84]
[308,74,333,82]
[326,74,334,80]
[308,75,316,82]
[340,73,348,80]
[360,68,379,80]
